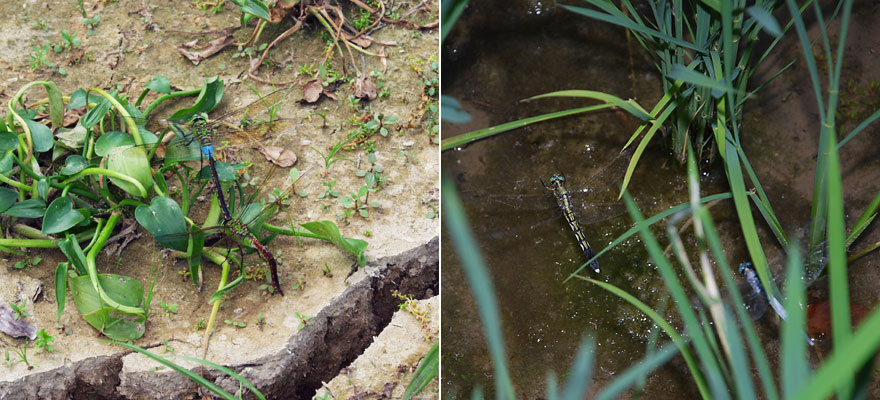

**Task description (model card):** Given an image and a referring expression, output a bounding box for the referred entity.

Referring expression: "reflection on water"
[441,2,703,398]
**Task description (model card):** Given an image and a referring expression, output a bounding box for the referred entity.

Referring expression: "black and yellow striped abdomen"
[547,175,600,273]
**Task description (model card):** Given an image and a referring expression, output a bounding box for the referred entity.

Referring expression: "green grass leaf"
[403,342,438,400]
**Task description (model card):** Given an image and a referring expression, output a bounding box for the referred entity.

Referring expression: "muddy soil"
[0,1,439,399]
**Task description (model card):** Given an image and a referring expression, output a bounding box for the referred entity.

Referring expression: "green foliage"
[159,301,179,316]
[8,301,28,321]
[403,343,438,400]
[293,312,312,329]
[5,343,32,369]
[13,256,41,271]
[1,75,371,344]
[29,44,54,70]
[34,329,55,352]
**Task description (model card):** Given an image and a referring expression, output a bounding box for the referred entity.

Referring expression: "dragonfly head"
[549,175,565,183]
[738,262,753,274]
[189,113,208,125]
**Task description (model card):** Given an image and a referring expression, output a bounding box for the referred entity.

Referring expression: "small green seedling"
[14,256,42,271]
[159,302,178,316]
[162,339,175,354]
[293,312,313,329]
[256,313,266,330]
[224,319,246,328]
[9,301,28,321]
[313,135,355,173]
[5,343,33,369]
[290,278,305,291]
[196,319,207,330]
[339,185,378,218]
[55,30,81,52]
[257,284,276,295]
[34,329,55,352]
[322,262,333,277]
[317,180,340,199]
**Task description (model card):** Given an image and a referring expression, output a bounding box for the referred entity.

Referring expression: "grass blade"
[171,354,267,400]
[575,276,709,398]
[442,173,515,400]
[781,243,809,398]
[561,4,707,53]
[403,342,439,400]
[110,341,240,400]
[568,192,734,280]
[526,90,652,121]
[596,344,683,400]
[560,336,594,400]
[441,105,612,151]
[623,191,725,399]
[666,64,732,94]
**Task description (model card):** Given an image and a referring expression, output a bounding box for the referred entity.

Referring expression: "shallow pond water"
[442,1,880,398]
[441,2,709,397]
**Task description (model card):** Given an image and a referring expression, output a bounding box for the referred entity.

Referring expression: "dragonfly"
[123,86,295,222]
[460,149,631,272]
[116,88,298,296]
[158,166,303,297]
[541,174,600,272]
[738,262,816,346]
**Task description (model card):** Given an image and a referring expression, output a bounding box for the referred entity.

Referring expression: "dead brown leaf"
[354,76,378,101]
[342,32,372,48]
[257,145,297,167]
[176,34,235,65]
[269,0,299,23]
[322,89,339,101]
[0,305,36,340]
[301,80,323,103]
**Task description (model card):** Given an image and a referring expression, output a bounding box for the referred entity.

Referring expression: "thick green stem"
[61,167,147,198]
[85,213,145,316]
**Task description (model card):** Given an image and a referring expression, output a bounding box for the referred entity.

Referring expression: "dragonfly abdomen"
[547,176,600,273]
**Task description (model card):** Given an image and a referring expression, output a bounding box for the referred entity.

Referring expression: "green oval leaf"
[23,118,54,153]
[0,151,12,173]
[81,95,112,129]
[3,198,46,218]
[42,197,87,234]
[69,273,145,341]
[36,178,49,201]
[0,187,17,212]
[106,146,153,197]
[301,220,367,266]
[67,88,88,110]
[146,76,171,94]
[168,77,225,122]
[197,160,236,182]
[94,131,135,156]
[135,196,188,251]
[0,131,18,151]
[44,81,65,129]
[61,155,88,175]
[239,0,270,21]
[54,262,68,320]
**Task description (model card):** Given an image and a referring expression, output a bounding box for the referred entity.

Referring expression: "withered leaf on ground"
[0,305,36,340]
[301,80,324,103]
[341,32,372,48]
[353,76,378,101]
[257,145,297,167]
[176,34,235,65]
[269,0,299,23]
